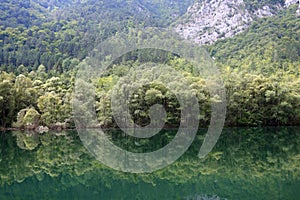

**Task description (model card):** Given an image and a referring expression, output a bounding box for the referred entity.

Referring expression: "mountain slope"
[0,0,299,128]
[0,0,299,72]
[209,8,300,73]
[0,0,76,28]
[0,0,194,29]
[0,0,193,72]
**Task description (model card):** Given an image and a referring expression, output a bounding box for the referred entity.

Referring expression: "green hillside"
[0,0,193,72]
[0,0,299,129]
[210,6,300,74]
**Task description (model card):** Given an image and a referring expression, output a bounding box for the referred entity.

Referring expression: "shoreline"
[0,127,76,132]
[1,125,299,132]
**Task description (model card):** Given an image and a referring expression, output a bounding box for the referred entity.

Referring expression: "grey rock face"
[175,0,299,45]
[285,0,299,7]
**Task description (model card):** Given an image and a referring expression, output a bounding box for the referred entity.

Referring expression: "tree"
[13,107,40,129]
[0,77,15,127]
[37,92,63,126]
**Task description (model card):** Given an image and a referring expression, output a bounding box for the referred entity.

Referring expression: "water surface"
[0,127,299,199]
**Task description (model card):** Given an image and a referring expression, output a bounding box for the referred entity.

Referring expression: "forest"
[0,1,299,130]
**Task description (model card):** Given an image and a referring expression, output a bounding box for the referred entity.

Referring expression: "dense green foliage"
[244,0,285,11]
[0,0,193,72]
[0,1,299,199]
[0,1,299,128]
[0,69,74,128]
[208,8,300,126]
[210,7,300,74]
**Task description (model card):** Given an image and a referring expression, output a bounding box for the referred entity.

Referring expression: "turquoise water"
[0,127,299,199]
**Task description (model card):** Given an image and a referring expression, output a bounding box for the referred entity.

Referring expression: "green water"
[0,127,299,200]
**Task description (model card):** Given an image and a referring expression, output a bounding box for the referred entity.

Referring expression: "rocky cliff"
[175,0,300,45]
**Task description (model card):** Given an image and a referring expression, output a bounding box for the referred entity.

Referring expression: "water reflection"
[185,195,226,200]
[0,127,299,199]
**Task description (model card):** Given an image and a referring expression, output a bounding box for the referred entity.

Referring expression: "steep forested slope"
[0,0,299,129]
[0,0,76,28]
[210,8,300,74]
[0,0,193,72]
